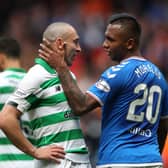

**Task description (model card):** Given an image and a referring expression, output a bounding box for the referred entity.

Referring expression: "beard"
[64,49,76,67]
[109,47,127,62]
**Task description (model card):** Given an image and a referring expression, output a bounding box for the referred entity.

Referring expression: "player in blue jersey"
[39,13,168,168]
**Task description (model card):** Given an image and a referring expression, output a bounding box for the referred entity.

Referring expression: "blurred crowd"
[0,0,168,167]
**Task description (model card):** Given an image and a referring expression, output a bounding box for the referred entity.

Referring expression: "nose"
[103,40,108,49]
[76,44,81,52]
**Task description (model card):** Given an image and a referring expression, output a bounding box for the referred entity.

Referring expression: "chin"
[109,55,116,61]
[67,62,72,67]
[110,55,121,62]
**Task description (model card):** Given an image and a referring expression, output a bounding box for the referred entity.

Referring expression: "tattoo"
[57,67,96,115]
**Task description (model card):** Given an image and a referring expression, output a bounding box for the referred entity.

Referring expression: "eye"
[106,36,114,42]
[73,39,79,45]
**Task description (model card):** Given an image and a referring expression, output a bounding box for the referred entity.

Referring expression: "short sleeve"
[6,65,46,113]
[87,66,124,106]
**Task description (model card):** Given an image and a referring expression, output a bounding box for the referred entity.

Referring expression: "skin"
[61,28,81,66]
[0,53,22,70]
[0,25,83,163]
[38,22,168,153]
[103,24,135,62]
[38,23,141,115]
[42,23,81,67]
[0,105,65,162]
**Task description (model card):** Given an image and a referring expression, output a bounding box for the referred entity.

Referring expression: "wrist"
[55,63,69,72]
[30,146,37,158]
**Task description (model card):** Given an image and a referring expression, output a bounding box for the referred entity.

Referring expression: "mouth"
[71,53,77,61]
[104,48,110,55]
[104,50,111,57]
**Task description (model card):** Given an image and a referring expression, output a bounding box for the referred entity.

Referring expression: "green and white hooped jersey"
[7,58,90,163]
[0,68,34,168]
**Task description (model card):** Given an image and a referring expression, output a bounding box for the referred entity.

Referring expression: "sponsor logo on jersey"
[129,127,152,137]
[64,111,75,118]
[56,85,61,92]
[95,79,110,92]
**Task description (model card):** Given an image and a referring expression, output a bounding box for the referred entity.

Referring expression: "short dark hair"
[0,36,21,59]
[108,13,141,46]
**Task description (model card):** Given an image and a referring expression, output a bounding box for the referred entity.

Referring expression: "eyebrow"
[105,35,114,41]
[73,38,79,43]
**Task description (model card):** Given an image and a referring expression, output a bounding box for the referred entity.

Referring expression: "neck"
[5,59,21,69]
[123,50,142,61]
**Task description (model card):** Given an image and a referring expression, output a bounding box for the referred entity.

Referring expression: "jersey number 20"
[127,83,162,124]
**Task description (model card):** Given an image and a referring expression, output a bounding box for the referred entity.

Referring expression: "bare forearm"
[38,39,100,114]
[2,118,35,156]
[0,106,35,157]
[57,67,88,114]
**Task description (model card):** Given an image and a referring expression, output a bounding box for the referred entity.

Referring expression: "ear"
[55,38,65,50]
[126,38,135,50]
[0,53,6,71]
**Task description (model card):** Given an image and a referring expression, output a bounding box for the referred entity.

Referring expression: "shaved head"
[42,22,81,67]
[43,22,76,41]
[108,13,141,47]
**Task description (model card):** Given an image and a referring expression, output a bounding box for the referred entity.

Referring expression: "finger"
[49,145,65,150]
[50,156,61,163]
[38,49,49,55]
[43,38,51,47]
[50,145,64,150]
[50,147,66,154]
[51,153,65,159]
[51,149,66,155]
[38,54,48,61]
[43,38,63,52]
[38,49,50,58]
[40,43,53,54]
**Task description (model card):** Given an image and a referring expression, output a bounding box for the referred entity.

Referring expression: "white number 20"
[126,84,162,124]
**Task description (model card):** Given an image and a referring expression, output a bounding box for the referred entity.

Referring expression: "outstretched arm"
[0,104,65,163]
[53,65,100,115]
[39,39,101,116]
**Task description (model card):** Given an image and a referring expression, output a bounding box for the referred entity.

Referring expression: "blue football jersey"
[87,57,168,167]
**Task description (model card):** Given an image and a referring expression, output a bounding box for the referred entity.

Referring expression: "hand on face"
[33,145,65,163]
[38,38,67,70]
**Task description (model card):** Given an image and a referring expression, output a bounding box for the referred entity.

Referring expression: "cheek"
[65,45,73,54]
[50,43,57,50]
[111,43,125,51]
[65,44,76,57]
[109,44,119,52]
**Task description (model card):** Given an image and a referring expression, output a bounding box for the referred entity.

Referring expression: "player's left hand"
[38,38,66,70]
[33,145,65,163]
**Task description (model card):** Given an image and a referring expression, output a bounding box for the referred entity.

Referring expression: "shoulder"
[26,64,57,81]
[19,64,57,90]
[102,60,131,80]
[0,71,12,86]
[0,70,26,89]
[28,64,50,76]
[0,71,8,78]
[0,71,5,80]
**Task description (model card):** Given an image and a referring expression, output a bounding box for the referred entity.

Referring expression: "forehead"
[64,27,79,40]
[105,23,124,38]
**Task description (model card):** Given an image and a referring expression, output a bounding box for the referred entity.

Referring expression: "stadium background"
[0,0,167,167]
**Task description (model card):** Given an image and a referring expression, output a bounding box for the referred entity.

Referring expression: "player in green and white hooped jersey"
[0,23,91,168]
[0,37,34,168]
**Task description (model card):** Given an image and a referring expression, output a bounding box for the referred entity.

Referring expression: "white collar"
[121,56,146,63]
